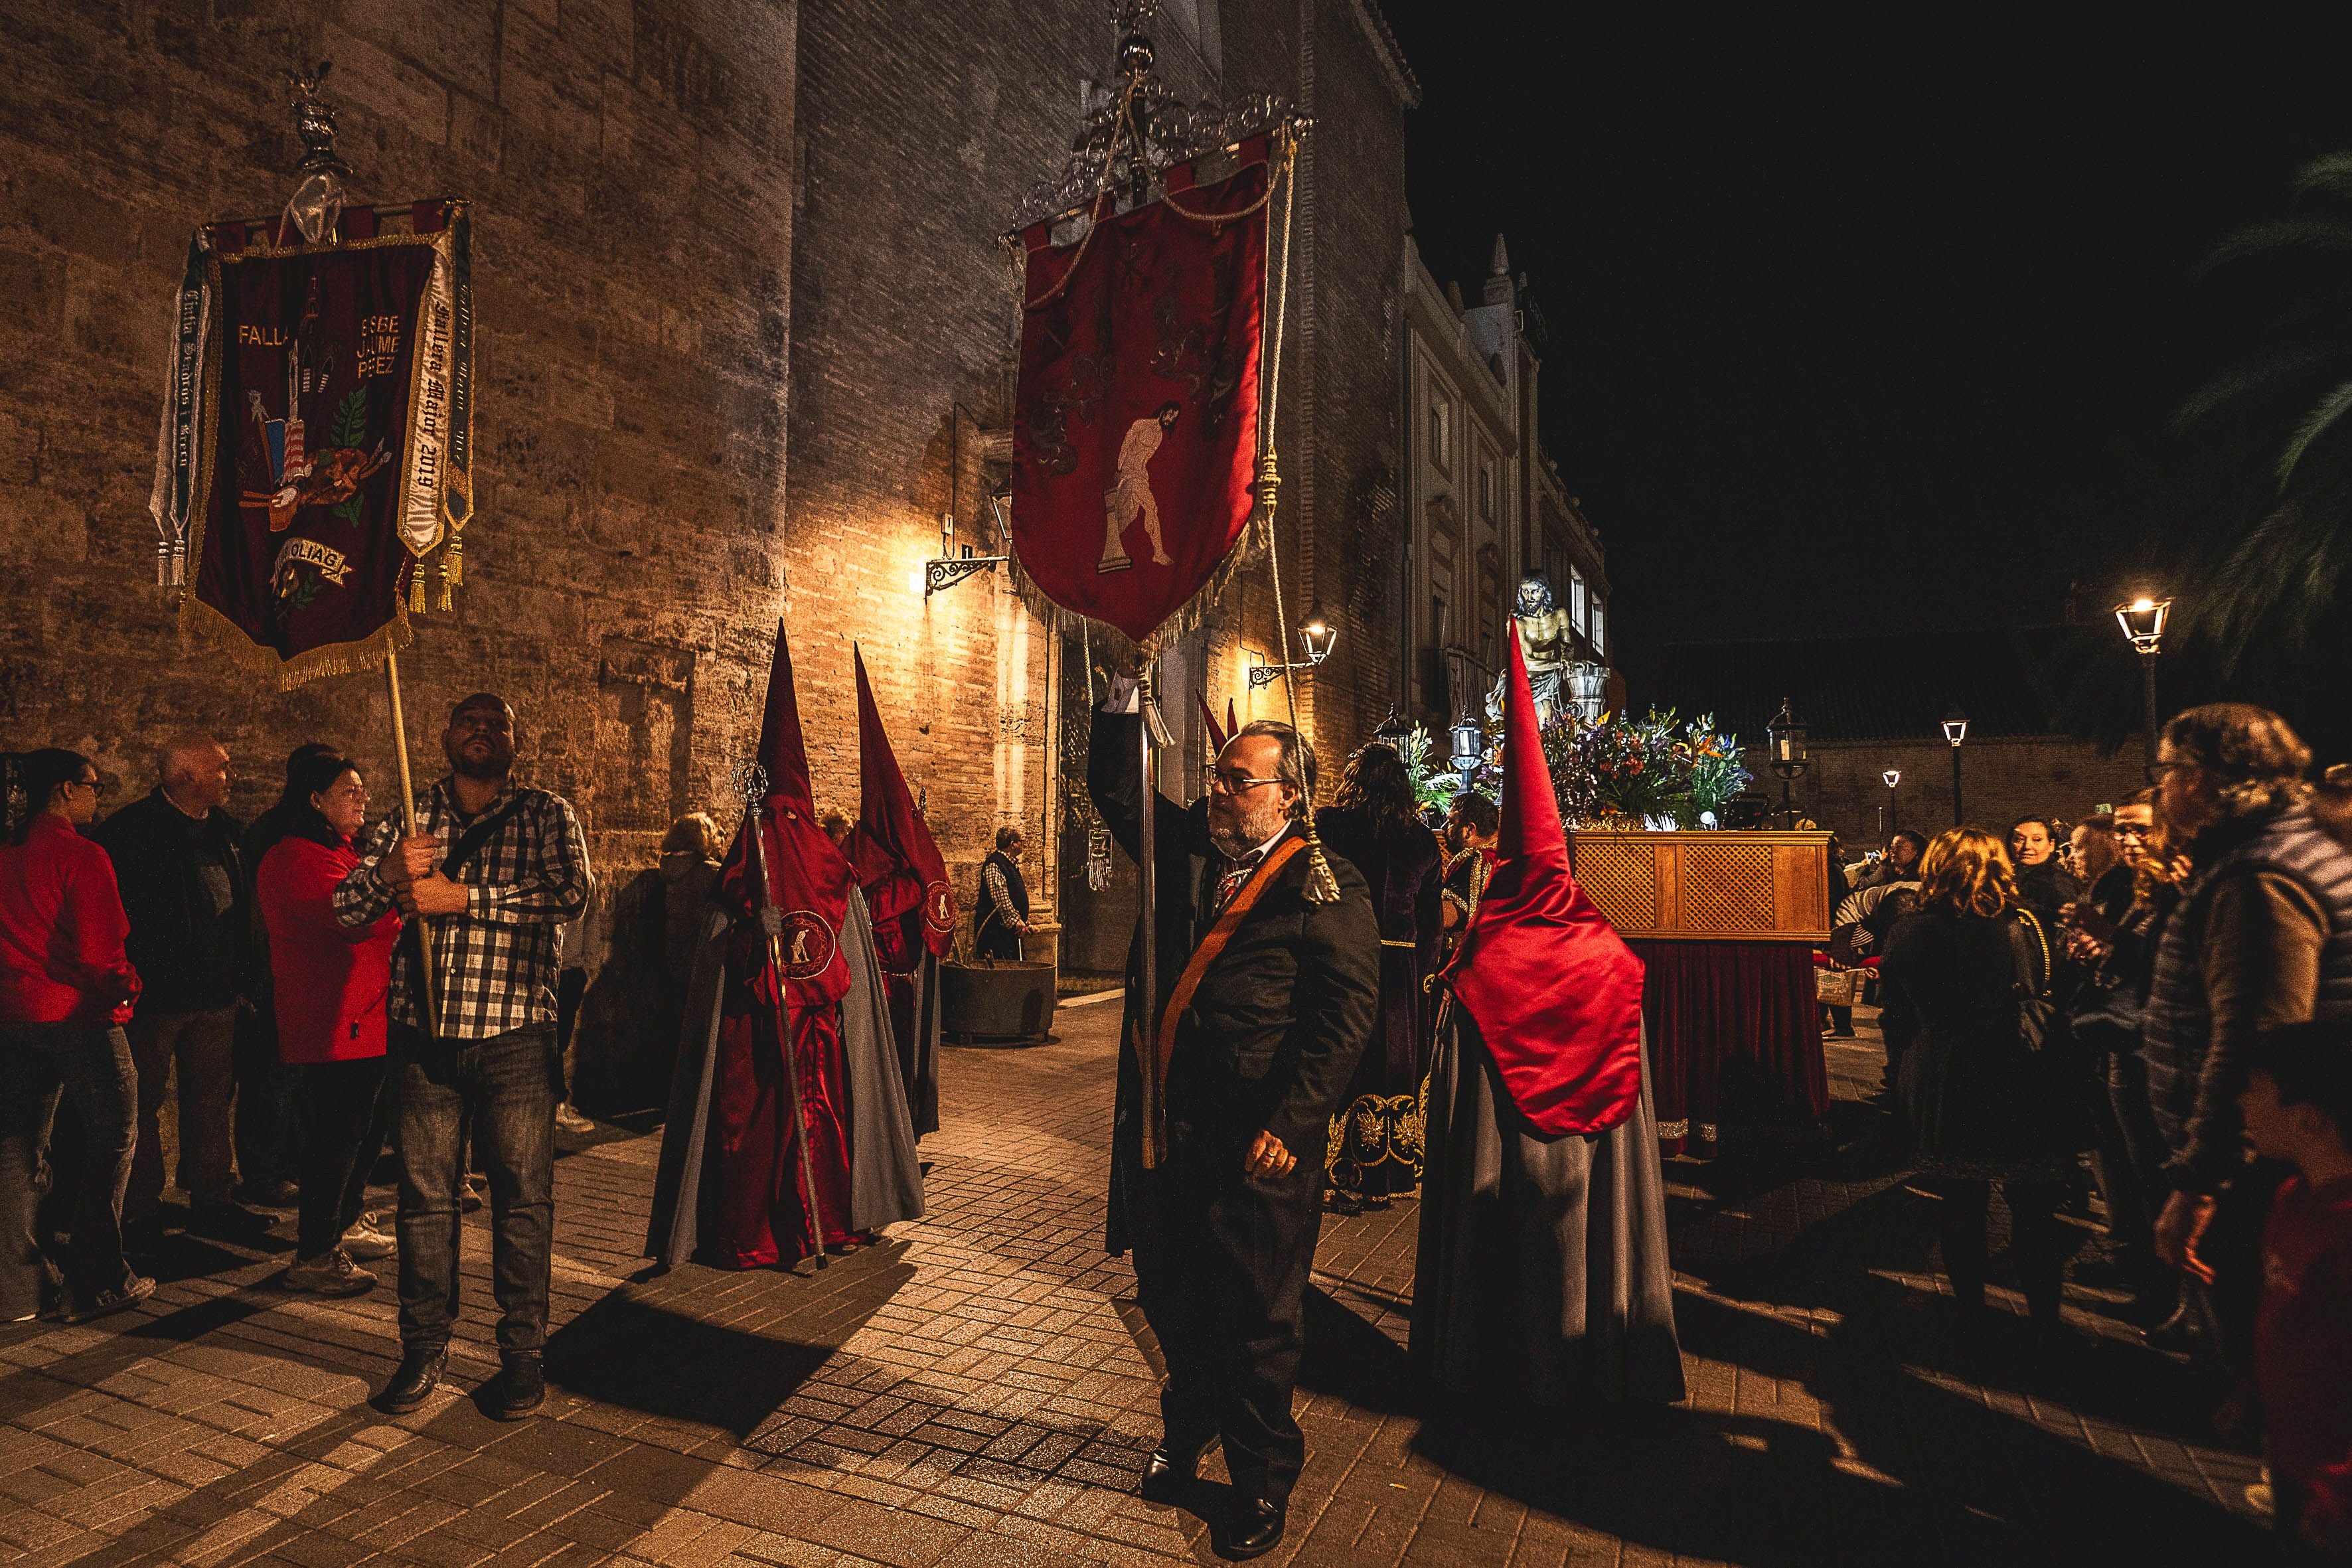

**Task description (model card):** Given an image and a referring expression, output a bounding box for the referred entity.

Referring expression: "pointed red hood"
[718,621,853,1004]
[846,646,957,959]
[1200,691,1229,754]
[1447,637,1647,1135]
[755,619,817,815]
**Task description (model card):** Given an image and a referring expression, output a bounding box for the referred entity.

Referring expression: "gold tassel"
[1298,814,1342,904]
[410,564,428,613]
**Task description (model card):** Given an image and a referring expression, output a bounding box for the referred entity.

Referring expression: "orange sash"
[1131,835,1306,1168]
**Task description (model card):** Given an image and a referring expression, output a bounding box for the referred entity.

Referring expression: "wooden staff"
[737,763,830,1271]
[384,649,439,1038]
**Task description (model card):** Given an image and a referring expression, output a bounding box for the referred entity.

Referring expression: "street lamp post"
[2114,595,2173,770]
[1882,767,1901,838]
[1449,714,1484,795]
[1942,706,1969,827]
[1766,698,1809,828]
[1247,607,1338,690]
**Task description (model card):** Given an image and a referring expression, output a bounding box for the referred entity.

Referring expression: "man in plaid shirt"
[335,692,593,1419]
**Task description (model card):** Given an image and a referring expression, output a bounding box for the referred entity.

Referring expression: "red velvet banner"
[1010,140,1268,645]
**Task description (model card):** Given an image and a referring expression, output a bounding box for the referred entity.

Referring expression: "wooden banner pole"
[384,649,440,1039]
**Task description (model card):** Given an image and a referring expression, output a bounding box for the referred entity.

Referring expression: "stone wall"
[1758,736,2149,846]
[0,0,801,964]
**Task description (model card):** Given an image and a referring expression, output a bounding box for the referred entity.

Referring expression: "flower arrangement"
[1398,725,1465,815]
[1449,707,1751,828]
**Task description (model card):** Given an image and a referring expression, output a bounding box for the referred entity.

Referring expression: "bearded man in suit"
[1090,664,1378,1561]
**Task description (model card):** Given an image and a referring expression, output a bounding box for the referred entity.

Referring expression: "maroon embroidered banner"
[165,201,473,687]
[1011,139,1267,645]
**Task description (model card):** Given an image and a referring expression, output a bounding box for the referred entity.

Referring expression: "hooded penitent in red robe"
[712,622,859,1265]
[1413,635,1682,1405]
[844,647,953,1135]
[1445,636,1648,1136]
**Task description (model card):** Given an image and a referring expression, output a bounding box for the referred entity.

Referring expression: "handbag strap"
[2011,907,2053,997]
[1131,834,1306,1169]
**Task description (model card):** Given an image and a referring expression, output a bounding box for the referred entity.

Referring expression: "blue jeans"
[1,1021,137,1318]
[390,1022,558,1354]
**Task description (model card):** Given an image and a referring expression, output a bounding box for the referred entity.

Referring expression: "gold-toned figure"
[1486,574,1574,728]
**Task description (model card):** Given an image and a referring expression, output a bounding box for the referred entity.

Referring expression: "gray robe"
[645,886,925,1267]
[1411,1010,1686,1404]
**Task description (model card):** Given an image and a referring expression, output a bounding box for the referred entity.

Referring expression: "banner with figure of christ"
[1010,137,1269,647]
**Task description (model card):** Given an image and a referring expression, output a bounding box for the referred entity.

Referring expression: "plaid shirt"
[333,778,593,1040]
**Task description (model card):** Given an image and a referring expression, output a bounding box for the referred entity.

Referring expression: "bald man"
[92,732,256,1231]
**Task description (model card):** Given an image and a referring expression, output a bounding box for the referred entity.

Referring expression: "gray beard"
[1210,805,1290,860]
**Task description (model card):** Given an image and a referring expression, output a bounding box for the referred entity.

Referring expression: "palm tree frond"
[2292,152,2352,202]
[2173,343,2347,433]
[2205,497,2351,670]
[2195,216,2352,279]
[2276,376,2352,490]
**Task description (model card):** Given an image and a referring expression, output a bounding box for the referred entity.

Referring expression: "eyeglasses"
[1208,769,1283,795]
[2114,824,2150,838]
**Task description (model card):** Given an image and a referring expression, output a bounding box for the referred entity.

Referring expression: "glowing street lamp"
[2114,594,2173,769]
[1882,767,1901,836]
[1942,705,1968,826]
[1247,607,1339,689]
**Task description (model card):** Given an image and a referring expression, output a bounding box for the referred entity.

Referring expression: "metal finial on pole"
[730,757,832,1272]
[283,61,351,244]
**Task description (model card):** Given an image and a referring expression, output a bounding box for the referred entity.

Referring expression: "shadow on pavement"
[545,1254,915,1436]
[24,1238,918,1567]
[1299,1283,1412,1414]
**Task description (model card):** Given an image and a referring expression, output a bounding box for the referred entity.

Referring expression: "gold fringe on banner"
[177,590,414,692]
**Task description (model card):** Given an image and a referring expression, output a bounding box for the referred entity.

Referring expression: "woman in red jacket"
[256,754,401,1296]
[1,748,151,1324]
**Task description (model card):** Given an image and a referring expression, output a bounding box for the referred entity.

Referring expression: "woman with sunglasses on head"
[0,749,150,1324]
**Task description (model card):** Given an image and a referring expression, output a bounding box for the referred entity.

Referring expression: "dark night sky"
[1378,8,2352,670]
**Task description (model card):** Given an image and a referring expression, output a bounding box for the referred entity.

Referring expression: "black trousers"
[1121,1134,1323,1504]
[293,1056,391,1261]
[1939,1178,2066,1326]
[234,1002,301,1192]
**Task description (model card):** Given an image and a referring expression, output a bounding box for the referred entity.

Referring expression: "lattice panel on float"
[1574,836,1660,931]
[1569,830,1832,942]
[1680,840,1775,933]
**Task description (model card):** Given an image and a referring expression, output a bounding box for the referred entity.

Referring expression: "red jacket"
[258,836,401,1063]
[0,813,139,1026]
[2256,1172,2352,1552]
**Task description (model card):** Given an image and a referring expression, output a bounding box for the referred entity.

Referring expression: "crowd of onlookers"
[2,695,601,1419]
[1822,703,2352,1555]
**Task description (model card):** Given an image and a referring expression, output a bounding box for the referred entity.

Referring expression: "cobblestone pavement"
[0,1001,2274,1567]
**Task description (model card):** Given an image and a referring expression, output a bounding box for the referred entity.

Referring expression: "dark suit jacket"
[91,789,249,1014]
[1089,710,1379,1181]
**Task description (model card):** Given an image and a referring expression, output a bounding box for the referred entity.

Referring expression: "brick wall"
[0,0,800,963]
[1758,737,2149,846]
